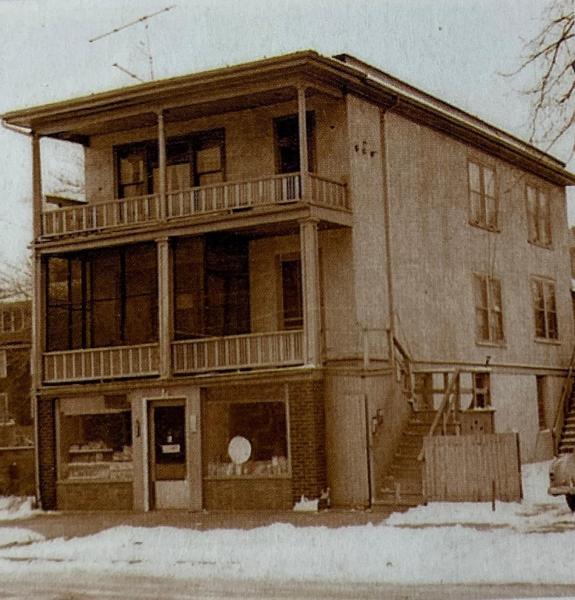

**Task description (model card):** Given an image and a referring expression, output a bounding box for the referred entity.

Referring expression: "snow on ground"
[0,461,574,585]
[0,497,39,522]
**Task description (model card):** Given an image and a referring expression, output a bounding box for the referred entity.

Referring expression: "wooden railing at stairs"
[417,369,462,461]
[552,344,575,455]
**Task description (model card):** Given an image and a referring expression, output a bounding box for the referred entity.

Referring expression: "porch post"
[299,217,321,366]
[156,237,172,378]
[31,133,42,240]
[297,86,308,200]
[157,110,167,220]
[31,252,44,391]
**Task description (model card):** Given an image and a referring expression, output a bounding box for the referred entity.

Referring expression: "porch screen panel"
[90,250,121,347]
[124,244,158,344]
[46,257,69,351]
[204,235,250,337]
[173,238,205,340]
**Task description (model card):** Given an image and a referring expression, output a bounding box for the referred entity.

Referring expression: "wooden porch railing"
[418,369,462,461]
[42,194,161,237]
[172,330,304,374]
[166,173,302,218]
[43,343,160,383]
[552,343,575,454]
[308,173,349,210]
[40,173,348,238]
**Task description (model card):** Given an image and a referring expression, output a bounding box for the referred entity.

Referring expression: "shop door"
[149,401,189,509]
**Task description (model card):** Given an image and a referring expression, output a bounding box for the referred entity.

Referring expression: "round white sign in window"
[228,436,252,465]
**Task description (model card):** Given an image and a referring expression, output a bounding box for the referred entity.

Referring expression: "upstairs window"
[280,257,303,330]
[526,184,551,247]
[274,113,315,174]
[532,277,558,340]
[0,350,6,379]
[468,161,497,230]
[473,273,504,344]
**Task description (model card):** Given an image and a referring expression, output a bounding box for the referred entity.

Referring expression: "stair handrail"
[417,369,461,461]
[552,343,575,454]
[392,334,414,401]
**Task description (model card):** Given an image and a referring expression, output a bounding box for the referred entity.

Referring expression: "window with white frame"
[532,277,558,340]
[471,372,490,409]
[526,184,551,247]
[473,273,504,344]
[0,350,6,379]
[468,161,497,230]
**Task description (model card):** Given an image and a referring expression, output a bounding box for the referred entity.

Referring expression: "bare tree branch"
[513,0,575,156]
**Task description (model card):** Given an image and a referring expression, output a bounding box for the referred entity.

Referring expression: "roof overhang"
[3,50,575,186]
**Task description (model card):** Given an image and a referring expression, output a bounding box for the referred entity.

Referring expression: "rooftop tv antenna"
[89,5,176,82]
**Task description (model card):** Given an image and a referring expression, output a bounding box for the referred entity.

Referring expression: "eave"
[3,50,574,187]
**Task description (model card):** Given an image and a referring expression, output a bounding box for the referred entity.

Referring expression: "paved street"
[1,572,575,600]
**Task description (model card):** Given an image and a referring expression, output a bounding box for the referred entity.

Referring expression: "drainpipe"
[381,97,399,369]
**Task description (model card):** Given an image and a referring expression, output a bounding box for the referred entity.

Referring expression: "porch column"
[299,217,321,366]
[297,86,308,200]
[31,133,42,240]
[31,252,44,391]
[157,237,172,378]
[157,110,167,220]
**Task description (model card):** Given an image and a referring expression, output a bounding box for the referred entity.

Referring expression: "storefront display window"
[59,409,133,482]
[204,401,289,478]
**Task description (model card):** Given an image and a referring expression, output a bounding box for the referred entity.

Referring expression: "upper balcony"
[41,172,348,240]
[3,53,359,248]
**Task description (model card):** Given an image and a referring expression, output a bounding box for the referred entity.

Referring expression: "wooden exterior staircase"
[553,345,575,455]
[378,369,462,509]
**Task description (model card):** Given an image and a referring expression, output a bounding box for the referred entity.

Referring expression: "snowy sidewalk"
[0,462,574,585]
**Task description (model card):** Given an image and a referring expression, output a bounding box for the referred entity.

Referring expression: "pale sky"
[0,0,565,269]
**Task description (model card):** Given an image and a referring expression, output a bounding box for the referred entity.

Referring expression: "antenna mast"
[89,5,176,81]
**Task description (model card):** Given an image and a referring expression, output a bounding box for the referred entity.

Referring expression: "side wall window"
[526,184,552,247]
[473,273,504,344]
[468,161,497,230]
[531,277,558,340]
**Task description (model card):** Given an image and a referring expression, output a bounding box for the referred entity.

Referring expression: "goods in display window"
[60,409,133,482]
[204,400,289,479]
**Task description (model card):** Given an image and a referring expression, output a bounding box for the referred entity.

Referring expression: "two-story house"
[3,51,575,511]
[0,299,33,495]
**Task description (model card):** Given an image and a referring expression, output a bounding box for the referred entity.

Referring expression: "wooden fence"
[423,433,522,502]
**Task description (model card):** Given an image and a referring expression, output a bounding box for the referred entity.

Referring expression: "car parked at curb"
[548,453,575,510]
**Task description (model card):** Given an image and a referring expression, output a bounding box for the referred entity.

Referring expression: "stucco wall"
[385,111,573,369]
[84,96,347,204]
[491,373,539,462]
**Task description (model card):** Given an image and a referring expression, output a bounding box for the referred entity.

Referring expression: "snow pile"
[0,461,574,584]
[0,528,43,548]
[0,497,39,522]
[386,460,571,532]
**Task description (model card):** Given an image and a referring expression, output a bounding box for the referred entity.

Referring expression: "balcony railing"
[40,173,348,239]
[172,330,304,374]
[43,343,160,384]
[42,194,161,237]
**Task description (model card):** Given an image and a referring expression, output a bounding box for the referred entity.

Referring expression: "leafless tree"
[517,0,575,154]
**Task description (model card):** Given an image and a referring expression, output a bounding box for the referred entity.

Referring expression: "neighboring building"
[3,51,575,511]
[0,300,33,496]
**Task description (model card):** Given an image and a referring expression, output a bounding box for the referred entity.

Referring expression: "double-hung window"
[526,184,551,247]
[532,277,558,340]
[473,273,504,344]
[468,161,497,230]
